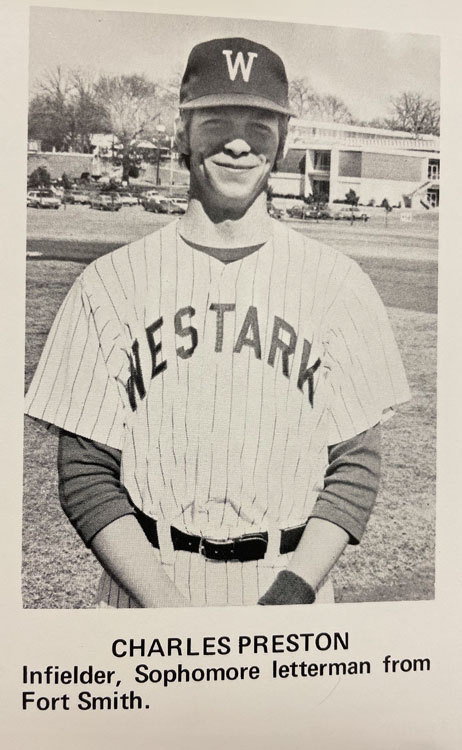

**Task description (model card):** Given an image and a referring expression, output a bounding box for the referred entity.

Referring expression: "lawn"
[22,239,437,607]
[26,237,437,317]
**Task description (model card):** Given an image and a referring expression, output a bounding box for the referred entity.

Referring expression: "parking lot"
[27,203,438,262]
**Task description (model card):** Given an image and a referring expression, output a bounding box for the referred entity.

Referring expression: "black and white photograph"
[2,0,462,747]
[23,6,437,610]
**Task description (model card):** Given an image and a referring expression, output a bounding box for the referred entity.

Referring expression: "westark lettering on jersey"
[127,304,321,412]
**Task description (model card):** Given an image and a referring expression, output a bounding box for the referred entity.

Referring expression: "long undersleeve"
[309,423,381,544]
[58,424,381,548]
[57,431,135,548]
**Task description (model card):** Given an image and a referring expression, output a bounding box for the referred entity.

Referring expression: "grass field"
[22,214,437,608]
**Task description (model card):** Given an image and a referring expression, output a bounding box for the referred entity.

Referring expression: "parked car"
[90,193,122,211]
[142,195,165,212]
[51,186,64,200]
[27,190,61,209]
[305,206,333,220]
[142,195,181,214]
[334,206,370,222]
[286,204,307,220]
[119,191,139,207]
[267,202,284,219]
[169,197,188,213]
[62,190,91,205]
[140,189,160,202]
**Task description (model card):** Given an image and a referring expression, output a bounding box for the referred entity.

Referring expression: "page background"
[1,0,460,747]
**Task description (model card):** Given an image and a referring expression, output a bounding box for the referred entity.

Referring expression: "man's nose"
[223,138,251,156]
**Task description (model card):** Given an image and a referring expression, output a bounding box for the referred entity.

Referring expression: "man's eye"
[249,124,272,135]
[203,120,224,129]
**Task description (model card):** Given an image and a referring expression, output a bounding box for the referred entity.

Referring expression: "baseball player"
[25,38,410,608]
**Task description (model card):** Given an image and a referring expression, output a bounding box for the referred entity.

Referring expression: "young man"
[25,38,410,608]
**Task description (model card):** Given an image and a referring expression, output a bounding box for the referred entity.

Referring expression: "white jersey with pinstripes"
[25,219,410,548]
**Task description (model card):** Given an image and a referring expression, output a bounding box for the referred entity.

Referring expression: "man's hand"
[258,570,316,605]
[258,518,349,605]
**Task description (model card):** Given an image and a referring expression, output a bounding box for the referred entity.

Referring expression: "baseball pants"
[95,549,335,608]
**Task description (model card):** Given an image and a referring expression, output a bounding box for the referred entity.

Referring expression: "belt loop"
[156,520,175,566]
[265,518,281,563]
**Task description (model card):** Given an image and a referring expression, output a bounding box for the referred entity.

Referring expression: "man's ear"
[175,113,190,155]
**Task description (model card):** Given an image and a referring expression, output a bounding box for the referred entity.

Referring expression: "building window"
[428,159,440,180]
[313,151,331,171]
[338,151,362,178]
[427,189,439,208]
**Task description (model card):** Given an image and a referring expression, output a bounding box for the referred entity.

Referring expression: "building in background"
[272,119,440,209]
[27,150,101,181]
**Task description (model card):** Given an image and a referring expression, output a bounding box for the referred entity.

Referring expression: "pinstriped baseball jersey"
[25,219,410,549]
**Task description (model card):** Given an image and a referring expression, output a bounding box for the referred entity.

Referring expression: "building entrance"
[312,179,330,202]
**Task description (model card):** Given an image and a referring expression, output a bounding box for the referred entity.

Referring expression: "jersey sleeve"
[324,264,410,445]
[25,275,127,450]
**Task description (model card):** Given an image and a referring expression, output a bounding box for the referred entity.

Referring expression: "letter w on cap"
[222,50,258,82]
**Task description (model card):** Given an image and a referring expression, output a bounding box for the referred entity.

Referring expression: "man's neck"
[178,192,272,254]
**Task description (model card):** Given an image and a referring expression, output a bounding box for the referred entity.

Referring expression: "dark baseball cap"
[180,37,294,117]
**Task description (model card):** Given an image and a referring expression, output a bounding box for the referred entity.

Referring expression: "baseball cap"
[180,37,294,117]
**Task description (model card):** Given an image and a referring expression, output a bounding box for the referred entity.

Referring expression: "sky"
[28,6,440,123]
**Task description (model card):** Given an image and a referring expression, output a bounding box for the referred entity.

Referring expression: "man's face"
[187,106,280,214]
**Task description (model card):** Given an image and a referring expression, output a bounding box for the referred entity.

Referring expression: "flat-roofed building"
[271,119,440,209]
[27,151,101,181]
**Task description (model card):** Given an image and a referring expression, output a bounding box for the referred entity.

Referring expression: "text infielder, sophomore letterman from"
[25,38,410,608]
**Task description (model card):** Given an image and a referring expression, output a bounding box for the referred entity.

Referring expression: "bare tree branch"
[289,78,317,118]
[289,78,353,123]
[386,91,440,136]
[94,74,162,181]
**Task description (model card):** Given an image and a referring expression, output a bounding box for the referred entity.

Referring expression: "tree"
[28,67,72,152]
[289,78,354,123]
[356,117,387,129]
[154,75,181,136]
[288,78,317,118]
[67,70,108,152]
[28,67,107,152]
[313,94,353,124]
[381,198,392,212]
[385,91,440,136]
[28,166,51,188]
[345,189,359,206]
[95,74,161,182]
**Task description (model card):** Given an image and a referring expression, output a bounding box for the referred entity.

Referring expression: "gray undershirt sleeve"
[57,431,135,548]
[58,424,381,548]
[309,423,381,544]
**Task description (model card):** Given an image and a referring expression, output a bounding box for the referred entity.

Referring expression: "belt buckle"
[198,536,206,557]
[197,533,268,562]
[199,536,234,561]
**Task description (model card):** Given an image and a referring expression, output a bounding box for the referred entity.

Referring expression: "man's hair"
[176,111,289,172]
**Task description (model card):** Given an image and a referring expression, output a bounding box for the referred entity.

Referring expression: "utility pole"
[156,146,161,186]
[170,134,175,195]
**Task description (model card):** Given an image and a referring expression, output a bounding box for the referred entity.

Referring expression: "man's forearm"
[59,431,188,607]
[259,425,380,604]
[91,515,189,608]
[258,518,348,605]
[285,424,380,590]
[286,517,349,590]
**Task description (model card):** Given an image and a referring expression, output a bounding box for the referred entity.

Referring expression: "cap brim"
[180,93,294,117]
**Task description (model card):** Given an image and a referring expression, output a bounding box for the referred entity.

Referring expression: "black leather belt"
[135,509,306,562]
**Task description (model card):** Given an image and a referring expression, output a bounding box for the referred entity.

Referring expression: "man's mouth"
[211,160,258,171]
